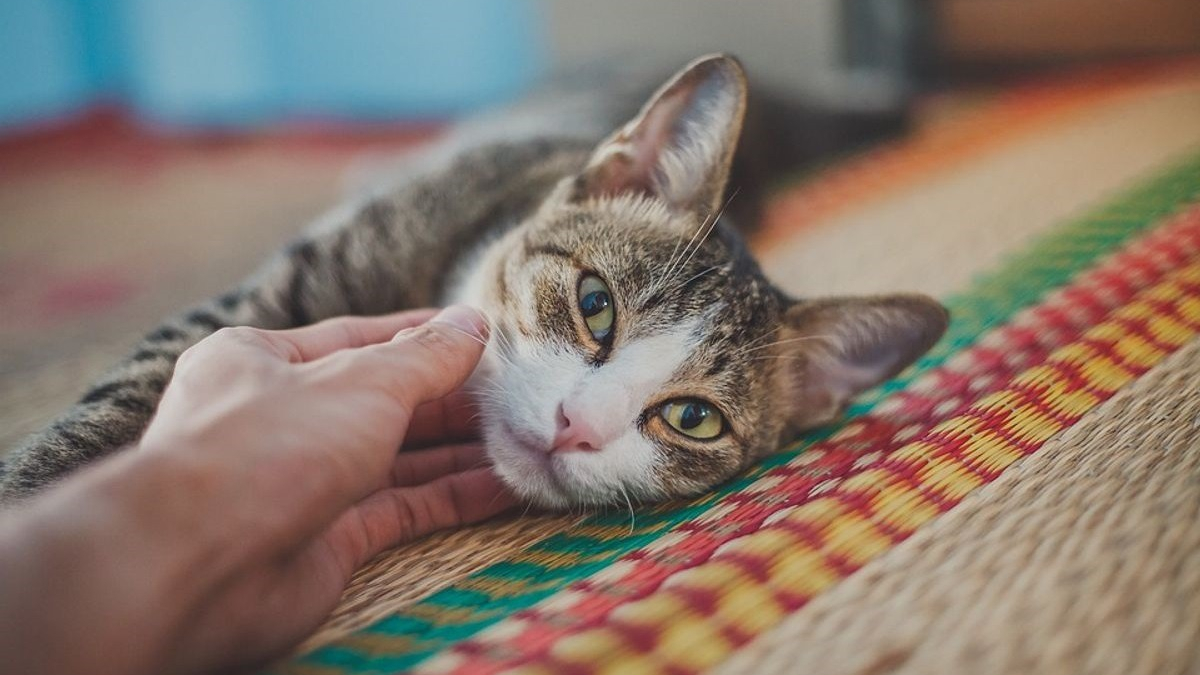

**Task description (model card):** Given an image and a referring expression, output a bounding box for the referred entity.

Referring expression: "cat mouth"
[490,420,658,508]
[492,420,574,506]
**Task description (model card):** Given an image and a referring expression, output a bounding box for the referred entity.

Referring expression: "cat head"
[469,54,947,508]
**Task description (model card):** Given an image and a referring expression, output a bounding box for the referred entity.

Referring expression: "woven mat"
[2,61,1200,675]
[713,337,1200,675]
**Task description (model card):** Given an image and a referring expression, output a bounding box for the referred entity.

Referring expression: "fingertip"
[429,305,490,342]
[366,305,490,412]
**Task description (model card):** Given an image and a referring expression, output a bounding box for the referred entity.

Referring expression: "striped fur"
[0,55,940,505]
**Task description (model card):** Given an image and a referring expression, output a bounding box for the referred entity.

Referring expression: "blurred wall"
[0,0,541,130]
[542,0,920,110]
[0,0,926,132]
[937,0,1200,64]
[0,0,93,128]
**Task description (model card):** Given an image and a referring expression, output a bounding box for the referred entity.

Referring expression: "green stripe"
[273,148,1200,674]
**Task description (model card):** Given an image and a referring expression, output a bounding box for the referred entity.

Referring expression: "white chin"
[485,425,574,509]
[482,412,663,509]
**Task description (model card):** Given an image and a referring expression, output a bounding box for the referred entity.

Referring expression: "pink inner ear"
[635,87,691,175]
[585,84,694,199]
[584,150,651,199]
[811,356,889,408]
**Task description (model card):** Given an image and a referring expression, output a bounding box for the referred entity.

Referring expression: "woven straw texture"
[712,339,1200,675]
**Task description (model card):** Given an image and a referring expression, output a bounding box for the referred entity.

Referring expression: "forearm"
[0,448,250,675]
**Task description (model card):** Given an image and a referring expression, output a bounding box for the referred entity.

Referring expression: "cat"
[0,54,947,508]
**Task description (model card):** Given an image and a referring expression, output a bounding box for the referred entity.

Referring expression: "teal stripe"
[273,148,1200,675]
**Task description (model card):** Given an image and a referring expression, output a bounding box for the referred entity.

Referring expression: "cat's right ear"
[775,295,949,430]
[569,53,747,217]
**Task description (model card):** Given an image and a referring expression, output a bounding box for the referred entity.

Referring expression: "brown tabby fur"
[0,55,944,505]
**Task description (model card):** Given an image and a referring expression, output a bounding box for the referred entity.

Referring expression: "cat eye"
[577,273,615,343]
[660,399,724,440]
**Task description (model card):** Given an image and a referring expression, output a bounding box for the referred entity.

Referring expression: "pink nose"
[551,404,602,453]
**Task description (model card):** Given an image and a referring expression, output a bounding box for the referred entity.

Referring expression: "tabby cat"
[0,54,947,508]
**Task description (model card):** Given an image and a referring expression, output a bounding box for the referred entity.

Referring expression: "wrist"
[0,450,225,675]
[98,444,259,589]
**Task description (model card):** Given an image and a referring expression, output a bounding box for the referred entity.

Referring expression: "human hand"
[0,306,518,675]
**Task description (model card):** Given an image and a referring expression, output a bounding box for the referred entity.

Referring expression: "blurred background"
[3,0,1199,132]
[1,0,1198,449]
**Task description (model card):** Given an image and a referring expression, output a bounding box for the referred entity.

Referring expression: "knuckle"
[352,323,479,408]
[410,324,457,352]
[404,326,464,370]
[173,343,202,371]
[213,325,265,345]
[389,491,421,540]
[183,326,276,377]
[445,478,469,526]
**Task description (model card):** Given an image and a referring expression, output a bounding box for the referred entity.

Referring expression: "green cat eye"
[660,399,724,440]
[577,274,615,342]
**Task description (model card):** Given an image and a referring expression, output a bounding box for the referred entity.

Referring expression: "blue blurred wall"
[0,0,542,130]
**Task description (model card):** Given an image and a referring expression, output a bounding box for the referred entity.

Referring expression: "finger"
[403,389,483,449]
[341,468,518,567]
[390,443,489,487]
[350,305,490,410]
[269,309,441,362]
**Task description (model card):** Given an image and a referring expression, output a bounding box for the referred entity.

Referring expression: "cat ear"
[570,53,747,216]
[777,295,949,429]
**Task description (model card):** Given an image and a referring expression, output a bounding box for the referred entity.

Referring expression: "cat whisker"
[656,191,728,295]
[658,213,697,291]
[440,324,491,350]
[439,320,524,372]
[748,353,809,361]
[481,333,521,371]
[483,473,518,513]
[490,326,521,363]
[486,346,518,370]
[661,227,690,290]
[737,333,834,356]
[667,263,725,296]
[481,372,521,397]
[659,205,715,288]
[737,328,782,353]
[660,188,740,295]
[490,323,517,350]
[618,484,637,535]
[473,385,519,408]
[661,215,714,290]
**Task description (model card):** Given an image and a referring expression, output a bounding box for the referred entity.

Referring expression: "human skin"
[0,305,518,675]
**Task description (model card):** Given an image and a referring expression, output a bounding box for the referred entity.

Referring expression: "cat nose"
[551,404,601,453]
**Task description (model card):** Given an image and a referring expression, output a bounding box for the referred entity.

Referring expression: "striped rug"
[269,59,1200,675]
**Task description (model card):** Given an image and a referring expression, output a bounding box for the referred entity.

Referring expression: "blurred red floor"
[0,109,438,449]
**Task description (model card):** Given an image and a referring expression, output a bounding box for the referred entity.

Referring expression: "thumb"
[361,304,490,411]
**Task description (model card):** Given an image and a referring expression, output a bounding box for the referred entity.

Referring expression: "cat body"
[0,55,946,507]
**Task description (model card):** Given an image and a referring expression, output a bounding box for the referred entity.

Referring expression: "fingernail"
[431,304,490,339]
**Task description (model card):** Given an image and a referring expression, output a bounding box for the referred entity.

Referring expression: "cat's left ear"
[570,53,747,216]
[776,295,949,430]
